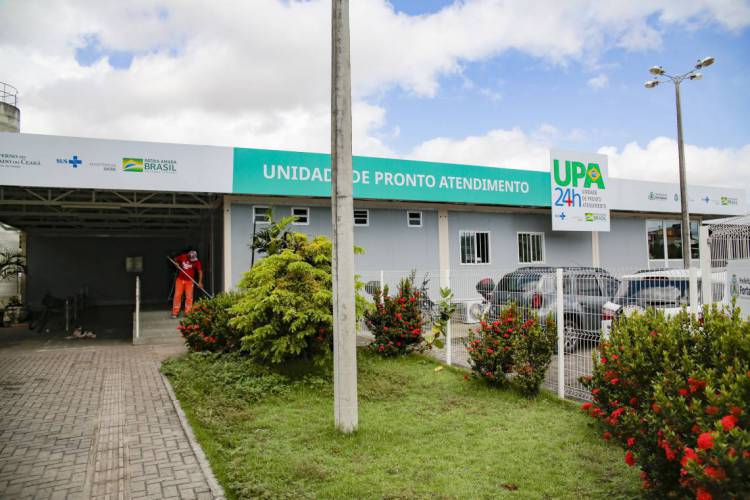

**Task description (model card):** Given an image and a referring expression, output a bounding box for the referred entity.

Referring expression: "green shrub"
[580,306,750,499]
[365,275,425,356]
[230,228,367,365]
[466,303,555,395]
[179,292,242,352]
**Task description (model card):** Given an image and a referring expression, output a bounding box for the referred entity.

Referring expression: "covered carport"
[0,185,222,342]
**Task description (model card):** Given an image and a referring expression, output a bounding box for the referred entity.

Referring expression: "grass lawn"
[162,351,640,499]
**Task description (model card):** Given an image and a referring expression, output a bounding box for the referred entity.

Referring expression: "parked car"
[475,266,621,352]
[600,269,728,338]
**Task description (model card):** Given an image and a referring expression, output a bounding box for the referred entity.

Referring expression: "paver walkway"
[0,342,219,499]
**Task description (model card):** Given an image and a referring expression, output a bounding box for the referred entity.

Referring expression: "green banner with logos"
[232,147,550,206]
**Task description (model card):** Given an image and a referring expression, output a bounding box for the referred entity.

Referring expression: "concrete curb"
[160,373,226,500]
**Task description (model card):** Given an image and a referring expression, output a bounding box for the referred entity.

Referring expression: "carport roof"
[0,186,220,236]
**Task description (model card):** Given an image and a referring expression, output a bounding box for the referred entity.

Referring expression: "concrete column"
[222,196,232,291]
[331,0,358,433]
[591,231,600,268]
[699,225,712,306]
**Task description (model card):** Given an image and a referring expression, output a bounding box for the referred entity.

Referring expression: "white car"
[601,269,727,338]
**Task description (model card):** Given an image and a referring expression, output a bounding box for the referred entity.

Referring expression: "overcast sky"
[1,0,749,191]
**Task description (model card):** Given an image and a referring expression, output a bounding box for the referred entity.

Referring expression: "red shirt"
[174,253,202,281]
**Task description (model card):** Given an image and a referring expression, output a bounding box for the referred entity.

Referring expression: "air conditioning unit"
[456,299,486,324]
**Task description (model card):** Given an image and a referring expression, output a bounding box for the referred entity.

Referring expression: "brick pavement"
[0,343,220,499]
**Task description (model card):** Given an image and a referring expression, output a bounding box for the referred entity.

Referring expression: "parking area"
[0,328,220,499]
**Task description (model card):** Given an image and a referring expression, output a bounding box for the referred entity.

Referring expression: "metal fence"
[357,264,721,401]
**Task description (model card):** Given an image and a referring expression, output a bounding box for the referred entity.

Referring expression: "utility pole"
[331,0,358,433]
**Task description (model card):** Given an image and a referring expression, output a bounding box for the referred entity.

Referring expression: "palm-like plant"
[0,249,25,280]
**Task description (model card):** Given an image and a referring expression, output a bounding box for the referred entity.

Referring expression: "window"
[647,219,699,261]
[253,205,271,224]
[407,211,422,227]
[354,209,369,226]
[517,232,544,264]
[460,231,490,265]
[575,274,602,296]
[647,220,664,260]
[291,207,309,225]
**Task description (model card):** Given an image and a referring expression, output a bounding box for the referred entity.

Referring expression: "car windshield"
[614,277,689,306]
[497,272,543,292]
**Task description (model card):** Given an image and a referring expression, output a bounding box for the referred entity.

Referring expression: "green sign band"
[232,147,550,206]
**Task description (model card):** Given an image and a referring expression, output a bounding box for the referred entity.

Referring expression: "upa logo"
[552,159,606,189]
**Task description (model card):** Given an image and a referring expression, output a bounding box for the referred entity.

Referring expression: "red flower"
[581,402,592,411]
[697,432,714,450]
[592,388,600,395]
[681,447,699,468]
[728,447,737,458]
[611,354,619,360]
[601,357,608,364]
[378,345,385,351]
[627,437,636,448]
[624,451,636,466]
[691,424,701,434]
[629,397,638,406]
[705,406,719,415]
[663,442,676,461]
[651,403,662,414]
[610,378,619,385]
[704,466,726,481]
[696,488,712,500]
[730,406,742,417]
[649,330,658,337]
[463,374,469,381]
[603,431,612,441]
[487,348,494,354]
[720,415,738,431]
[679,388,689,396]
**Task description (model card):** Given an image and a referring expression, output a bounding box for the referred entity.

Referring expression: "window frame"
[290,207,310,226]
[406,211,422,228]
[253,205,271,225]
[353,209,369,227]
[459,230,491,266]
[516,231,545,265]
[646,219,700,266]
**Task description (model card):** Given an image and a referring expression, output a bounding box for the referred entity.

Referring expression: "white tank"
[0,82,20,133]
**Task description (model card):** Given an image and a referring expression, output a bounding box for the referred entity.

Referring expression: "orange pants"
[172,279,195,316]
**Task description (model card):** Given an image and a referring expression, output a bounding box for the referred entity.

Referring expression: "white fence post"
[556,268,565,399]
[445,269,452,366]
[135,275,141,340]
[689,266,699,315]
[699,225,712,307]
[379,269,384,292]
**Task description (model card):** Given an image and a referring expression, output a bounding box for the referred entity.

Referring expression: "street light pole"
[331,0,358,433]
[673,81,691,270]
[644,57,715,270]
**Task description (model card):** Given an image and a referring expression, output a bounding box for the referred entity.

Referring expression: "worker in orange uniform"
[171,250,203,318]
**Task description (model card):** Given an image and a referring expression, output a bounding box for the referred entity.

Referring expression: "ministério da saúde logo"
[123,158,143,172]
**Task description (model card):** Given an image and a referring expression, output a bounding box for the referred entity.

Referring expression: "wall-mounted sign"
[0,132,745,216]
[550,149,610,232]
[232,148,550,206]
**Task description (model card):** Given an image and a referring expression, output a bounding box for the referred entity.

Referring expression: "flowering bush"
[466,303,556,395]
[580,306,750,499]
[179,292,242,352]
[365,275,425,356]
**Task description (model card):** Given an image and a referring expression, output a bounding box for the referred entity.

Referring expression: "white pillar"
[438,209,451,365]
[699,225,712,306]
[331,0,358,433]
[591,231,600,268]
[222,196,233,291]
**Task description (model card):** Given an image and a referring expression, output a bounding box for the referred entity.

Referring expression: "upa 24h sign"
[550,149,610,232]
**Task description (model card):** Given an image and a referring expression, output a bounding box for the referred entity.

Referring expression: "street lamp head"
[696,56,715,69]
[644,80,660,88]
[649,65,665,76]
[689,72,703,80]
